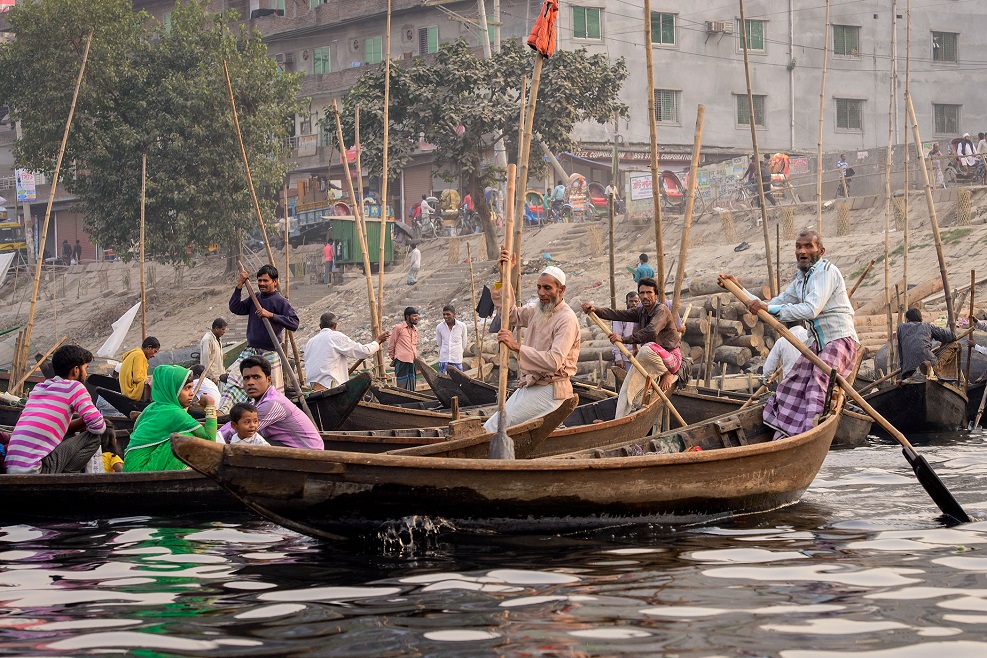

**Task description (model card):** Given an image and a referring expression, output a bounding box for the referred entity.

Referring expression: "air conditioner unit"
[284,52,294,64]
[274,52,285,64]
[706,20,733,34]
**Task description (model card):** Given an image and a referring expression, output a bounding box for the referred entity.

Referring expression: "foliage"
[337,38,627,257]
[0,0,301,265]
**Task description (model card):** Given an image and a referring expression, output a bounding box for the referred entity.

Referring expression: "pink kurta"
[509,301,581,399]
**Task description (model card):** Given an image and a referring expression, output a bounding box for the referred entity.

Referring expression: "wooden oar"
[586,311,686,427]
[720,275,970,523]
[973,383,987,430]
[237,261,315,424]
[11,336,67,392]
[490,164,517,459]
[740,366,782,410]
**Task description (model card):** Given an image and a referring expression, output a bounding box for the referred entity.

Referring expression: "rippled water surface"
[5,432,987,656]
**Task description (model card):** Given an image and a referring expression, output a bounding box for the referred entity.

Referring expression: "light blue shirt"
[746,259,858,349]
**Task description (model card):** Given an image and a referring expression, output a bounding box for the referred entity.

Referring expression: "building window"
[932,31,958,62]
[313,46,330,75]
[833,25,859,56]
[270,0,285,10]
[419,26,438,55]
[934,104,960,134]
[309,0,326,9]
[163,12,171,33]
[655,90,679,123]
[737,19,765,52]
[736,94,765,127]
[365,36,383,64]
[650,12,675,45]
[572,7,602,40]
[835,98,863,131]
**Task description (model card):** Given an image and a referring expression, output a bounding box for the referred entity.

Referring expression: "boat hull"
[172,408,839,535]
[866,378,968,433]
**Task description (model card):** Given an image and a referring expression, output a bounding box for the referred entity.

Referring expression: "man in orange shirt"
[388,307,420,390]
[323,240,335,285]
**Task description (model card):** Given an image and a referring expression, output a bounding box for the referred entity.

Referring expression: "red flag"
[527,0,558,58]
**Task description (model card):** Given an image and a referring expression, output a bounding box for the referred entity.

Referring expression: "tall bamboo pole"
[906,94,956,333]
[376,0,392,353]
[21,31,92,389]
[331,100,383,343]
[883,0,897,365]
[353,103,383,376]
[508,76,527,295]
[815,0,830,235]
[739,0,775,298]
[608,129,617,310]
[466,242,482,370]
[139,152,147,341]
[903,0,911,310]
[643,0,665,298]
[282,184,290,299]
[511,58,544,298]
[671,105,705,318]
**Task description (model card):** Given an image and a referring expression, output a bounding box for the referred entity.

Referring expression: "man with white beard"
[482,248,581,431]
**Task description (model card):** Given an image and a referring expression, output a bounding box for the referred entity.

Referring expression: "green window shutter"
[573,8,586,39]
[163,12,171,34]
[833,26,845,55]
[848,27,858,53]
[587,8,601,39]
[661,14,675,44]
[753,96,764,125]
[428,26,438,53]
[749,21,764,50]
[487,16,495,46]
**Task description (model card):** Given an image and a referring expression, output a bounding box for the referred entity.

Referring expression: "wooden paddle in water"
[237,261,315,425]
[719,275,971,523]
[490,165,517,460]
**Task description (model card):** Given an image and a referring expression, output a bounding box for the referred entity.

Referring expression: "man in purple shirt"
[219,356,323,450]
[220,264,300,412]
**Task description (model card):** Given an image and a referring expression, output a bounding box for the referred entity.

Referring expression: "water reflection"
[1,434,987,654]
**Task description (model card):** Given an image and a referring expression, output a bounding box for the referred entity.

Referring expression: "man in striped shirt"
[4,345,107,474]
[720,229,858,438]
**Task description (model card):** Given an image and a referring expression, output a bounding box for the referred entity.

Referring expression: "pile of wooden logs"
[680,291,776,380]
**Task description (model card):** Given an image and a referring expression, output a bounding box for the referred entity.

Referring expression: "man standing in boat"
[388,307,420,391]
[199,318,227,385]
[305,312,389,390]
[220,264,299,413]
[582,277,681,418]
[897,308,957,380]
[719,229,858,439]
[482,251,580,431]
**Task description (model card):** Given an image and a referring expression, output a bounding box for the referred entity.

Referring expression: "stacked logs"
[680,291,776,379]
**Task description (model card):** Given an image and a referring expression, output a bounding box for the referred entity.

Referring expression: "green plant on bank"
[941,228,973,244]
[336,38,629,259]
[0,0,301,267]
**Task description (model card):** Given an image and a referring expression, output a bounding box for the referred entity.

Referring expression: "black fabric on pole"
[476,285,496,318]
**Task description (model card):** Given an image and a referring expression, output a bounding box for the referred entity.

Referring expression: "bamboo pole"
[643,0,665,298]
[848,259,876,299]
[12,336,67,392]
[815,0,830,236]
[906,94,956,333]
[903,0,911,311]
[222,60,277,268]
[139,152,147,341]
[608,182,616,310]
[883,2,897,369]
[19,31,92,397]
[670,104,705,319]
[282,185,290,300]
[492,164,517,458]
[967,269,976,383]
[377,0,392,338]
[510,75,526,295]
[775,223,781,293]
[738,0,775,298]
[353,103,384,377]
[512,57,544,298]
[331,100,383,345]
[466,241,483,371]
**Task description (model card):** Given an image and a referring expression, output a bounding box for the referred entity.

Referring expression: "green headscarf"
[124,364,201,455]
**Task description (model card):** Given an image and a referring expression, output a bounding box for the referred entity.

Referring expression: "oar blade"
[905,450,971,523]
[489,411,515,460]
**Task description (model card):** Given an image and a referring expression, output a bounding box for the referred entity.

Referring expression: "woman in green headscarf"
[123,364,218,472]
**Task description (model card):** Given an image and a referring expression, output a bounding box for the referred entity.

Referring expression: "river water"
[4,431,987,656]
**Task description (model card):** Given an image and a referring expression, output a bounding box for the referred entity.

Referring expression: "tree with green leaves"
[0,0,301,267]
[339,38,628,259]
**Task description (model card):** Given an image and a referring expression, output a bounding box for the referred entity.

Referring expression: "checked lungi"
[763,336,857,439]
[218,347,284,414]
[394,359,416,391]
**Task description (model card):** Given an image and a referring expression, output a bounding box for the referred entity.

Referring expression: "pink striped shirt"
[4,377,106,473]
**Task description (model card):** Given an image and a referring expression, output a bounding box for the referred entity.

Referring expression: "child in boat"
[101,430,124,472]
[228,403,269,446]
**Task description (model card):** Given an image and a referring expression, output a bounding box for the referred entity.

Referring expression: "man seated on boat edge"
[4,345,109,475]
[218,356,323,450]
[719,229,859,440]
[123,365,218,472]
[610,291,640,371]
[582,277,682,419]
[119,336,160,402]
[305,312,389,391]
[898,308,958,381]
[482,252,581,431]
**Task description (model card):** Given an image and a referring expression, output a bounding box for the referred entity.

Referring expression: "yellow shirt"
[102,452,124,472]
[119,348,148,400]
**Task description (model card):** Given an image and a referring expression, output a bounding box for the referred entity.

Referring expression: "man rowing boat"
[482,249,580,431]
[719,229,858,439]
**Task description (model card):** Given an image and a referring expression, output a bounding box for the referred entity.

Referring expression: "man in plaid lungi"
[720,229,858,439]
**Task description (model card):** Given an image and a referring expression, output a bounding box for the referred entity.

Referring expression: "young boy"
[101,430,124,472]
[4,345,107,474]
[227,402,269,446]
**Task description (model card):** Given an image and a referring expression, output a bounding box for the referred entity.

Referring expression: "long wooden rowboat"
[370,384,436,406]
[415,358,474,407]
[0,470,240,517]
[87,373,121,393]
[864,378,968,433]
[171,401,842,538]
[447,368,614,406]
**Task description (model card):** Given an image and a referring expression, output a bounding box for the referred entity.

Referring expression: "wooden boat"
[170,397,843,537]
[671,386,753,425]
[342,400,493,431]
[370,384,435,406]
[967,381,986,428]
[447,368,614,406]
[0,470,240,517]
[87,373,121,393]
[414,358,475,407]
[864,378,968,433]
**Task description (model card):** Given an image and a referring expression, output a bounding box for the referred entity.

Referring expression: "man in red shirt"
[388,307,420,390]
[323,240,335,285]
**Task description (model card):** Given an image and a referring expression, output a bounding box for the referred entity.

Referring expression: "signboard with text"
[629,174,653,201]
[15,170,36,202]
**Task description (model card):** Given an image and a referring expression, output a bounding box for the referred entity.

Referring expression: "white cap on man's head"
[964,132,971,138]
[541,265,566,287]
